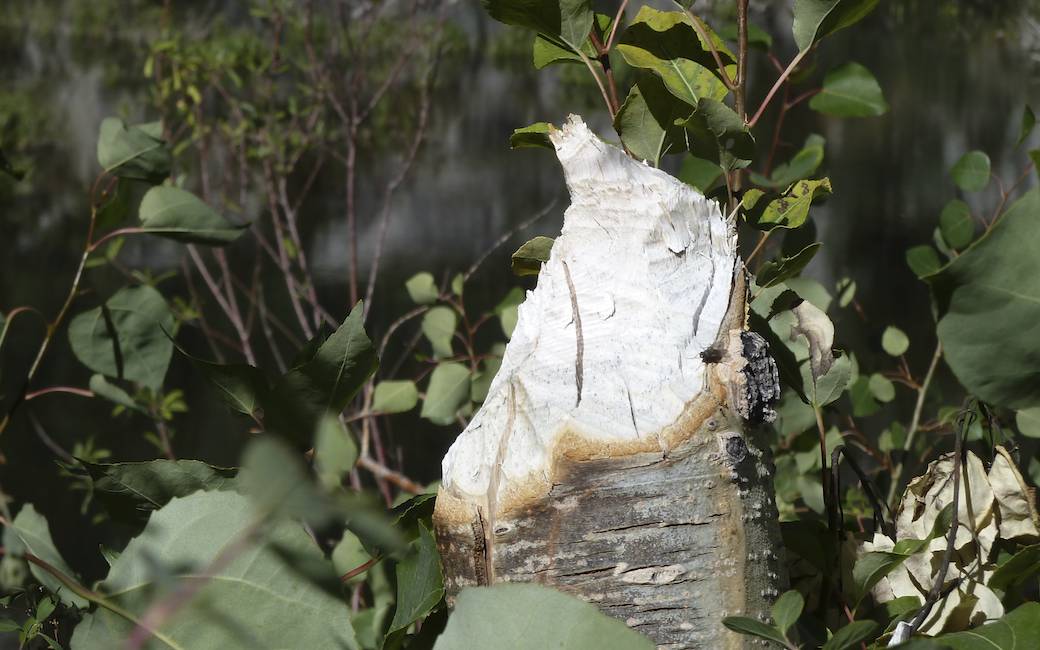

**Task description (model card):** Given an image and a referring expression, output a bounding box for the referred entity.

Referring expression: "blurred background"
[1,0,1038,585]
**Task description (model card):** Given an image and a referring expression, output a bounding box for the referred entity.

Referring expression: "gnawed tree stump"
[433,116,785,649]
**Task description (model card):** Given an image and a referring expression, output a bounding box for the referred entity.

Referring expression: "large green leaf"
[433,583,654,650]
[792,0,879,52]
[616,8,732,108]
[420,362,471,426]
[139,186,247,245]
[96,117,171,181]
[174,344,269,416]
[481,0,593,50]
[69,490,358,650]
[272,301,378,433]
[3,504,89,608]
[81,459,236,522]
[614,74,693,166]
[618,7,734,92]
[239,435,340,527]
[935,602,1040,649]
[68,285,175,390]
[809,62,888,117]
[687,97,755,166]
[927,189,1040,410]
[771,590,804,634]
[386,522,443,636]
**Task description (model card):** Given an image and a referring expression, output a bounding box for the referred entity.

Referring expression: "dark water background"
[1,0,1039,579]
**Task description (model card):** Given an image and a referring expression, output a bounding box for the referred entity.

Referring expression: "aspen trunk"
[433,116,786,649]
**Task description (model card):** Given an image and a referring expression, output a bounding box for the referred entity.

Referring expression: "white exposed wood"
[441,115,738,510]
[434,115,784,649]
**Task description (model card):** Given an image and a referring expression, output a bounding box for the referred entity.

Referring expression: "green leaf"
[882,326,909,356]
[405,272,438,305]
[685,98,755,167]
[68,285,175,390]
[434,583,654,650]
[928,189,1040,410]
[422,306,458,359]
[1017,408,1040,439]
[1020,105,1035,146]
[372,380,419,414]
[906,245,941,278]
[614,74,692,166]
[939,199,975,249]
[950,150,991,192]
[81,459,236,522]
[239,435,340,527]
[174,345,268,416]
[495,287,525,339]
[809,352,851,407]
[69,491,358,650]
[533,34,583,68]
[809,62,888,117]
[96,117,171,181]
[989,544,1040,592]
[617,45,727,108]
[88,374,145,413]
[471,356,503,404]
[616,7,732,108]
[2,505,88,608]
[481,0,593,50]
[387,522,443,635]
[420,362,471,426]
[850,376,880,417]
[935,602,1040,649]
[752,134,825,189]
[744,178,832,231]
[275,301,378,419]
[792,0,880,52]
[771,589,804,634]
[138,186,247,245]
[821,620,880,650]
[721,616,789,645]
[677,155,723,192]
[331,530,370,585]
[757,242,822,288]
[510,122,555,149]
[511,236,555,276]
[314,415,358,490]
[868,372,895,402]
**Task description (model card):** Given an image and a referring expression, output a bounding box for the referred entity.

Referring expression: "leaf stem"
[748,49,809,128]
[0,205,100,436]
[886,342,942,508]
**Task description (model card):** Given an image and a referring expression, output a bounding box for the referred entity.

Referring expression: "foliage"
[2,0,1040,648]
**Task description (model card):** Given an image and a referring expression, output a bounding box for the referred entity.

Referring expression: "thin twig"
[887,342,943,507]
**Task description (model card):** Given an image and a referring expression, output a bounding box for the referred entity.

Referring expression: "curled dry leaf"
[858,446,1040,635]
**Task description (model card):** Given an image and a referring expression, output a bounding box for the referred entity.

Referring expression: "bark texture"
[434,116,785,648]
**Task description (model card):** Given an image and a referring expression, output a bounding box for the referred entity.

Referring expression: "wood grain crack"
[562,260,584,407]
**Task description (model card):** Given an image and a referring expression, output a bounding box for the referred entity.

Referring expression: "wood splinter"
[433,115,786,649]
